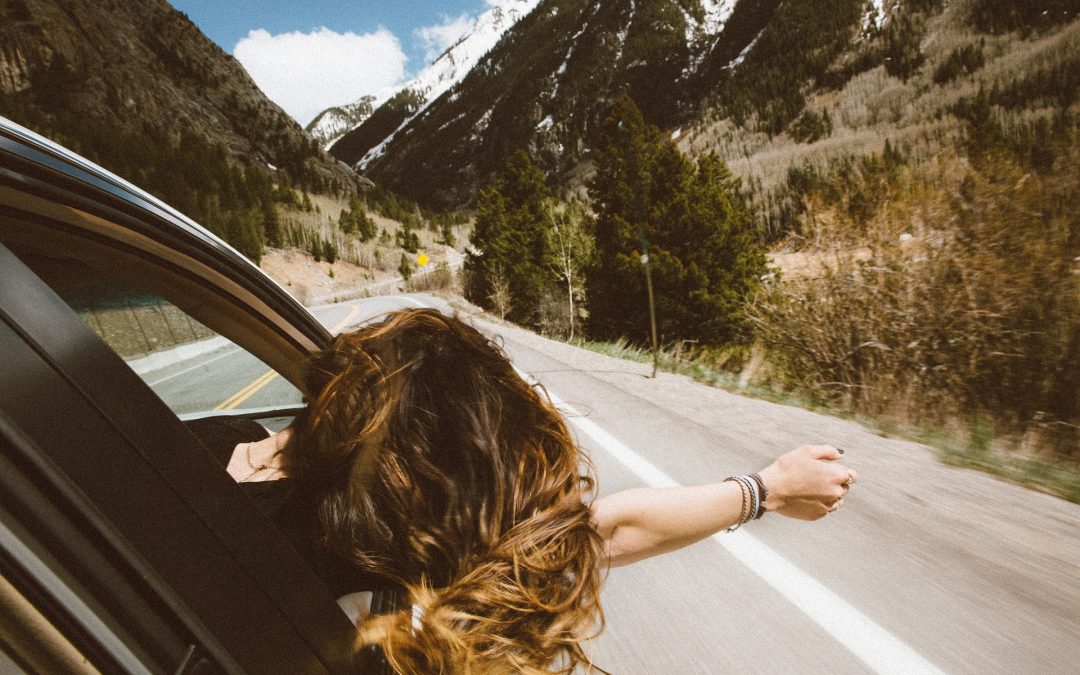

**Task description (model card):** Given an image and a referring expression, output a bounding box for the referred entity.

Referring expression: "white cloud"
[234,27,407,126]
[414,13,473,64]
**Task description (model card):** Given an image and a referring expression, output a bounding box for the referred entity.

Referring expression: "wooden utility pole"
[638,222,659,378]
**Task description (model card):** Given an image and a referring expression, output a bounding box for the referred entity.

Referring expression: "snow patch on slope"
[728,28,764,70]
[307,95,381,150]
[342,0,539,165]
[684,0,736,74]
[686,0,735,43]
[862,0,887,32]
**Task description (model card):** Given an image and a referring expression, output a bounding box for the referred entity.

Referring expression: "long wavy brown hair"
[282,308,604,673]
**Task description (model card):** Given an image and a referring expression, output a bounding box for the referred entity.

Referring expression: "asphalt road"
[147,296,421,415]
[146,294,1080,674]
[486,311,1080,675]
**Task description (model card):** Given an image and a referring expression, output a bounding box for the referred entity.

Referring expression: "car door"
[0,119,358,673]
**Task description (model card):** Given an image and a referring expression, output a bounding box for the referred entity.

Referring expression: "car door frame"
[0,118,358,673]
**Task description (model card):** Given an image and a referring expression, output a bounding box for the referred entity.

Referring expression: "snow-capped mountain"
[306,95,378,148]
[311,0,540,153]
[332,0,737,207]
[328,0,998,212]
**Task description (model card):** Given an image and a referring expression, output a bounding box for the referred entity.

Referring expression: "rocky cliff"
[0,0,357,192]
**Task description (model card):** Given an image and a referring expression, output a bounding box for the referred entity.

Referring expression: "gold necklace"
[241,442,280,483]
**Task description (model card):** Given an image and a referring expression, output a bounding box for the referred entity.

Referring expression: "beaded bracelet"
[740,475,758,523]
[723,476,750,531]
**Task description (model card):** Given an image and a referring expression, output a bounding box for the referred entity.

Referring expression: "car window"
[8,249,302,419]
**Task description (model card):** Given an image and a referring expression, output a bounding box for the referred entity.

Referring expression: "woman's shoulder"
[185,416,271,466]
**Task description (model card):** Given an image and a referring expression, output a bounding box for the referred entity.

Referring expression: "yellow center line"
[213,368,277,410]
[329,303,360,334]
[213,303,360,410]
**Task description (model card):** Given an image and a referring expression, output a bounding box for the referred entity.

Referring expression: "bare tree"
[545,199,594,340]
[488,265,513,320]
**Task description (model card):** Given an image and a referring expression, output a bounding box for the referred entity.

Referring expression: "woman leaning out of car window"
[198,308,857,674]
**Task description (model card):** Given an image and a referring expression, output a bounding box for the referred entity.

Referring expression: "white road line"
[529,373,947,675]
[146,345,239,386]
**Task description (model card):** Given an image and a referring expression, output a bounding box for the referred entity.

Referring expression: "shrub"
[754,149,1079,459]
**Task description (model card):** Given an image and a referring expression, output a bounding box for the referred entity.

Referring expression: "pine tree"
[339,194,377,241]
[357,206,377,241]
[587,96,765,346]
[395,222,420,252]
[323,238,338,264]
[464,150,552,325]
[398,252,414,281]
[339,204,357,235]
[262,199,282,248]
[439,218,457,247]
[587,96,664,342]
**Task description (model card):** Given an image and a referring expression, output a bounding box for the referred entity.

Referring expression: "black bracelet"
[749,472,769,519]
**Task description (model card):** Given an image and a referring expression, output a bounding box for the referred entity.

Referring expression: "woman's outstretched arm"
[589,444,857,567]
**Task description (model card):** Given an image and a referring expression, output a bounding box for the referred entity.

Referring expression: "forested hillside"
[0,0,466,276]
[0,0,364,261]
[459,0,1079,488]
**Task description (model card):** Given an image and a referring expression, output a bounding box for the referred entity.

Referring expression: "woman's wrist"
[757,464,784,513]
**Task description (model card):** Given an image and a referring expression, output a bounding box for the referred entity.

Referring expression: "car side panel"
[0,243,356,673]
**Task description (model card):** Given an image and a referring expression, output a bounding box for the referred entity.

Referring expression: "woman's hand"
[757,444,857,520]
[591,444,858,567]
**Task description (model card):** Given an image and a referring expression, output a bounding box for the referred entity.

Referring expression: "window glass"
[9,250,302,418]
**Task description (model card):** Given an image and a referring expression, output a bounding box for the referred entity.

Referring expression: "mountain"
[333,0,1077,212]
[330,0,760,208]
[306,96,378,149]
[322,0,541,166]
[0,0,357,193]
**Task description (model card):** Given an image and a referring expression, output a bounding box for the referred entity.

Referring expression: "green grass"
[567,337,829,414]
[923,426,1080,504]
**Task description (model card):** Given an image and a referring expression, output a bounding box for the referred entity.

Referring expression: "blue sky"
[168,0,495,125]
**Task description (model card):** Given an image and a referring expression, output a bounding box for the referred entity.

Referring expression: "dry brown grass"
[753,146,1079,461]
